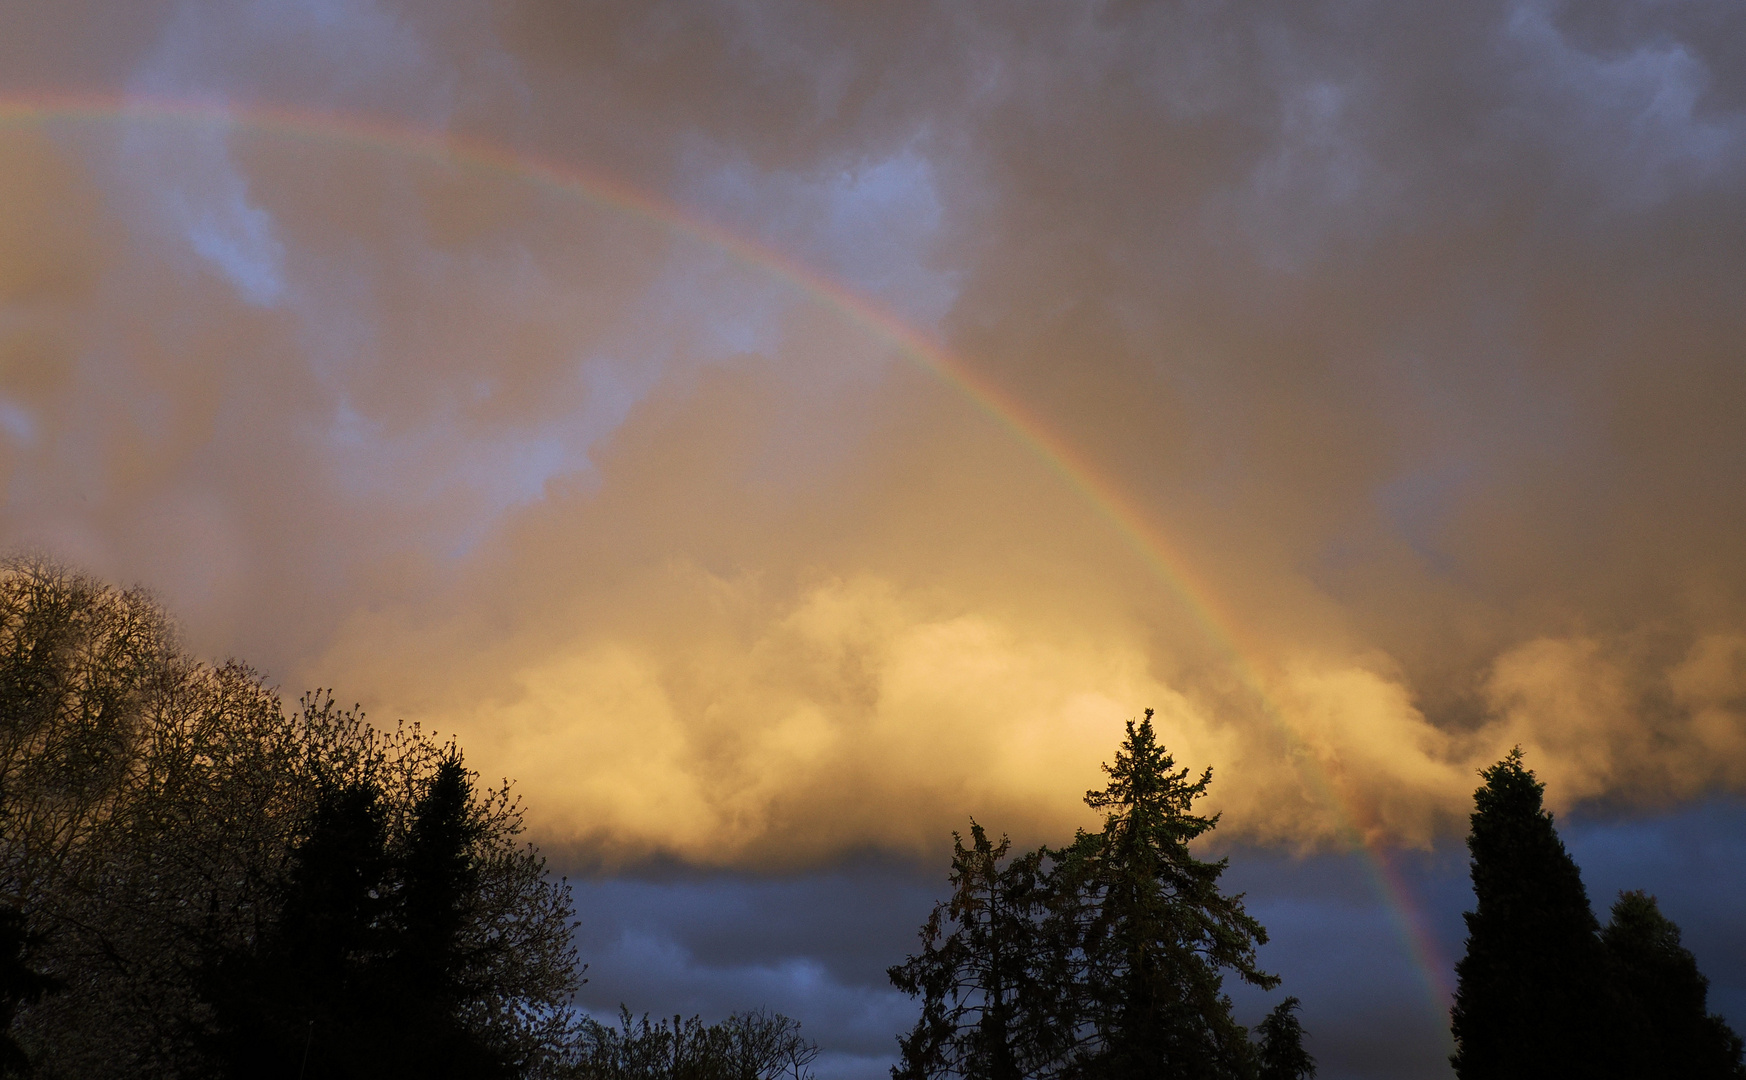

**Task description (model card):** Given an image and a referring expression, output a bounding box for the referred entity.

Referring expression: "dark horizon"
[555,797,1746,1079]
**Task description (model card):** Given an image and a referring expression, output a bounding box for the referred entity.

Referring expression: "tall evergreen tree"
[381,754,510,1078]
[1449,748,1620,1080]
[0,905,56,1078]
[1601,890,1746,1080]
[892,711,1310,1080]
[1253,998,1314,1080]
[202,759,512,1079]
[889,822,1067,1080]
[1054,710,1277,1080]
[202,779,395,1079]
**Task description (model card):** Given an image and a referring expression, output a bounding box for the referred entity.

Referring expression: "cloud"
[3,0,1746,868]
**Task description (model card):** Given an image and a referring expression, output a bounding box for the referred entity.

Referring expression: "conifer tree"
[1601,890,1746,1080]
[0,905,56,1077]
[203,760,513,1079]
[889,822,1068,1080]
[382,754,510,1078]
[202,779,396,1079]
[893,711,1308,1080]
[1253,998,1314,1080]
[1449,748,1621,1080]
[1054,710,1276,1080]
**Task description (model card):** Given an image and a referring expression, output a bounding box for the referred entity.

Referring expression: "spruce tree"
[1601,891,1746,1080]
[892,711,1310,1080]
[1054,710,1277,1080]
[1449,748,1620,1080]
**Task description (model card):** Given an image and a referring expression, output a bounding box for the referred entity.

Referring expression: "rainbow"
[0,93,1456,1017]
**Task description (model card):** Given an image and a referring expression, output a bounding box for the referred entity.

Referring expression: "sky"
[2,1,1745,1076]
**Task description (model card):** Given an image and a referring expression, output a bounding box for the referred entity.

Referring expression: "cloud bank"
[3,0,1746,865]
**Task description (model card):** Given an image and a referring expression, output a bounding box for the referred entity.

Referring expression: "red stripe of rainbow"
[0,92,1457,1021]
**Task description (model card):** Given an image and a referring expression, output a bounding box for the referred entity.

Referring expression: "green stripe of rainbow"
[0,92,1457,1020]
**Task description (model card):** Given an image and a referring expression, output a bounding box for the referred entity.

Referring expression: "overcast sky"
[3,2,1745,1076]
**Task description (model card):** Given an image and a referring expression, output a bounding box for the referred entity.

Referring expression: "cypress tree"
[1055,710,1276,1080]
[1601,890,1746,1080]
[1449,748,1620,1080]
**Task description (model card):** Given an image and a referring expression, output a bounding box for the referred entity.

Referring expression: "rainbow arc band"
[0,93,1455,1018]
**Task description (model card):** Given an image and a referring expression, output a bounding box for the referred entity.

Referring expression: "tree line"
[2,558,1742,1078]
[1450,748,1745,1079]
[886,710,1312,1080]
[889,725,1746,1080]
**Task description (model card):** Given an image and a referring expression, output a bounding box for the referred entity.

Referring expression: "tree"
[201,778,397,1079]
[1053,709,1277,1080]
[0,560,581,1078]
[892,711,1306,1080]
[1601,890,1745,1080]
[889,822,1069,1080]
[1449,748,1621,1080]
[1253,998,1314,1080]
[0,905,57,1077]
[0,558,168,916]
[202,758,517,1079]
[385,755,510,1077]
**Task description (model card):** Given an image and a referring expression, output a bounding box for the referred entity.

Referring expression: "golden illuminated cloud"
[3,0,1745,865]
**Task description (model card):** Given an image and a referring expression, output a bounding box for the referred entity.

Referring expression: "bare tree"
[567,1008,820,1080]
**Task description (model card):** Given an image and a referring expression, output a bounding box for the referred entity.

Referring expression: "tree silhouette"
[570,1007,820,1080]
[380,754,511,1078]
[0,905,57,1077]
[1253,998,1314,1080]
[893,711,1306,1080]
[201,779,396,1079]
[1449,748,1621,1080]
[1053,710,1277,1080]
[1602,890,1745,1080]
[889,822,1068,1080]
[0,560,580,1077]
[203,759,515,1079]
